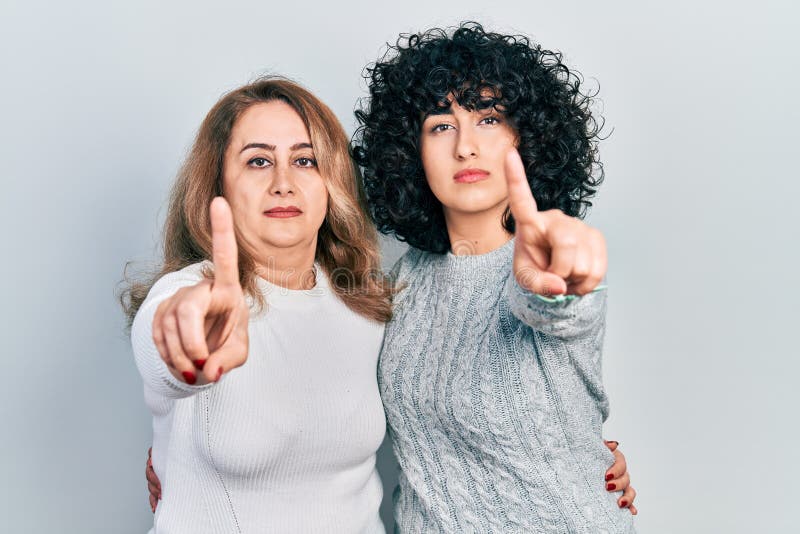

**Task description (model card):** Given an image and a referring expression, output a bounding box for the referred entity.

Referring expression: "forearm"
[131,273,215,399]
[505,274,607,340]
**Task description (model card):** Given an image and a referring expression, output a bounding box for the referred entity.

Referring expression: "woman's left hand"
[505,149,607,296]
[604,440,638,515]
[146,447,160,513]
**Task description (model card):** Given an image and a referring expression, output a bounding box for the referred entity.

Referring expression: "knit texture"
[380,239,635,533]
[132,261,387,533]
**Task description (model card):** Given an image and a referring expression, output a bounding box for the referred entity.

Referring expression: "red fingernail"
[215,368,223,382]
[182,371,196,385]
[605,473,614,481]
[193,359,206,370]
[607,483,616,491]
[620,500,628,507]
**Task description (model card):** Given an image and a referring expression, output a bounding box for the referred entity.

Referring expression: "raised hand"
[505,149,607,296]
[151,197,249,384]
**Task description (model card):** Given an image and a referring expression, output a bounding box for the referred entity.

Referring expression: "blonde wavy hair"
[121,77,395,326]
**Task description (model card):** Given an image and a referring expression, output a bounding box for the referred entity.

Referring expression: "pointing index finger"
[210,197,240,288]
[505,149,539,225]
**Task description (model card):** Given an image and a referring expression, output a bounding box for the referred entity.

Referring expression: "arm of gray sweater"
[130,265,216,400]
[505,274,608,341]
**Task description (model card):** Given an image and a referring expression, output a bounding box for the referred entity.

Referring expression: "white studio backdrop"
[1,1,797,532]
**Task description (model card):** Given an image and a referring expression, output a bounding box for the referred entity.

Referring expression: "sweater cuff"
[156,358,216,396]
[530,284,608,304]
[505,275,607,340]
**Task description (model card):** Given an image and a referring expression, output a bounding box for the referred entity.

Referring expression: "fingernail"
[182,371,197,385]
[605,473,614,481]
[215,368,223,382]
[609,441,619,445]
[193,359,207,370]
[607,483,616,491]
[620,500,628,508]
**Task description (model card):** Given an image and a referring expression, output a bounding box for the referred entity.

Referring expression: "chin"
[258,230,314,249]
[445,195,508,215]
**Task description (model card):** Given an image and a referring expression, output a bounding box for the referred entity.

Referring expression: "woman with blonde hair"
[123,77,394,533]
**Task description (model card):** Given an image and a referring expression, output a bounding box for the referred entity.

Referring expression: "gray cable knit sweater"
[380,239,636,533]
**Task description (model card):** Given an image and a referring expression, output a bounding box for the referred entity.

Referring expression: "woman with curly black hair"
[353,23,637,533]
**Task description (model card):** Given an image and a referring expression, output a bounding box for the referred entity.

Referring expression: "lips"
[263,206,302,218]
[453,168,490,183]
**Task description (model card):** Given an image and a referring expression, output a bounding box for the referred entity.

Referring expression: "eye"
[295,157,317,168]
[430,123,454,133]
[479,116,502,126]
[248,157,272,168]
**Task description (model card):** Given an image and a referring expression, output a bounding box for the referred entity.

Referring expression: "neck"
[444,202,513,256]
[252,240,318,290]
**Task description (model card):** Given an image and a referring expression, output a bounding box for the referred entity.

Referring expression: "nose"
[454,127,478,160]
[270,166,295,196]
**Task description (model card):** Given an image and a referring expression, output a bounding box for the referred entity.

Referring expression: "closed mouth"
[453,168,490,183]
[264,206,303,217]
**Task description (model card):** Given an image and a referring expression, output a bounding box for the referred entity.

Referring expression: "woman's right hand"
[151,197,249,384]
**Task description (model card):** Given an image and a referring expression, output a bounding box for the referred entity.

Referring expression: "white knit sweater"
[131,261,387,533]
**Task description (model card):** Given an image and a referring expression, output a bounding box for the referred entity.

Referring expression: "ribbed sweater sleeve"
[505,275,608,341]
[131,265,216,400]
[506,275,610,422]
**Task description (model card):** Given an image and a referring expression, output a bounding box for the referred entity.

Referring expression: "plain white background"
[1,1,797,532]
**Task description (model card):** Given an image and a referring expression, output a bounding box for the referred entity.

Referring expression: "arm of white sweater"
[131,264,216,400]
[505,274,608,341]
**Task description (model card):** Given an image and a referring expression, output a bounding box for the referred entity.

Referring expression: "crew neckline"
[438,237,515,279]
[445,237,514,263]
[255,263,328,309]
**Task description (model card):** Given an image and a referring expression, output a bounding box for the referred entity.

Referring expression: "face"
[222,100,328,256]
[419,97,517,217]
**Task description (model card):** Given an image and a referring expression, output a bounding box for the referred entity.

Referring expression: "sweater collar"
[435,237,515,280]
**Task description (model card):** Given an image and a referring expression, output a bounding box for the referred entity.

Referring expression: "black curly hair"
[352,22,605,254]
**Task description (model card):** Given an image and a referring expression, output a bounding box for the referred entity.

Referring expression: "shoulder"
[389,247,431,285]
[130,261,211,346]
[143,261,211,309]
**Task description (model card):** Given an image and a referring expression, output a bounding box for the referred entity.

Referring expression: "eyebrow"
[239,142,313,153]
[425,107,453,118]
[423,96,501,120]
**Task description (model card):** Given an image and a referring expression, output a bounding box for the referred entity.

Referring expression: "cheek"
[223,172,252,204]
[420,139,449,181]
[227,186,257,219]
[421,157,450,198]
[222,176,263,230]
[494,177,510,200]
[308,178,329,224]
